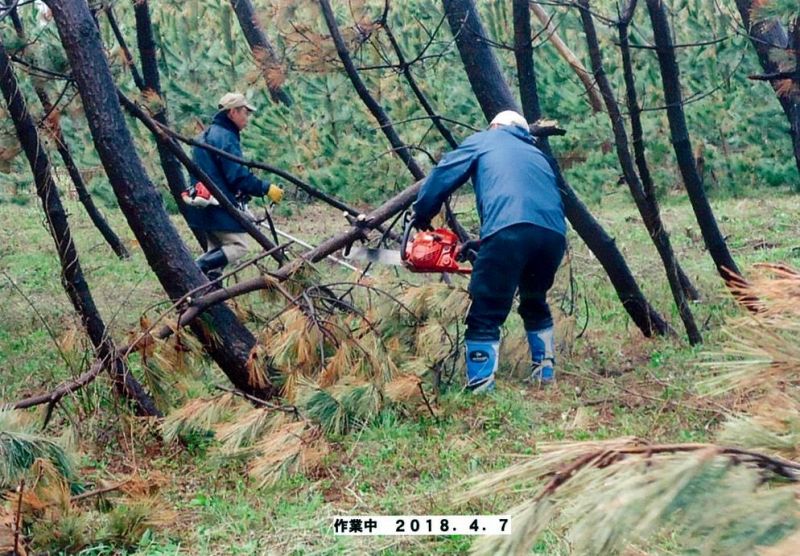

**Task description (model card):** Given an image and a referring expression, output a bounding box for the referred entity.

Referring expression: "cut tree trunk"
[45,0,277,399]
[646,0,742,286]
[0,36,157,416]
[578,0,701,344]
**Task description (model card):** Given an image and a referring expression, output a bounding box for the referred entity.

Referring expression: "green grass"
[1,188,799,554]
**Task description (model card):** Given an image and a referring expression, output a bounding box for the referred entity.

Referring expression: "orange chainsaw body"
[403,228,472,274]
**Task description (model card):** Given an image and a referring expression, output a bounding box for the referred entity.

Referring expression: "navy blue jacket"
[188,112,269,232]
[413,125,566,239]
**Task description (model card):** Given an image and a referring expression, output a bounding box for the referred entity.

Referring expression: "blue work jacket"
[413,125,566,239]
[188,112,269,232]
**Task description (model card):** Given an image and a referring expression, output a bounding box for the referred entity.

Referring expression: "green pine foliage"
[5,0,795,206]
[0,410,73,489]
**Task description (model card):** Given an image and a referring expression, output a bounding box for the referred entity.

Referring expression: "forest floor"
[1,186,799,555]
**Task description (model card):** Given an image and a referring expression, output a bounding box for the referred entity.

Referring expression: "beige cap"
[217,92,256,112]
[489,110,529,130]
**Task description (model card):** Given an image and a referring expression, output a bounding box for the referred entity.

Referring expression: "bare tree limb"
[529,1,604,113]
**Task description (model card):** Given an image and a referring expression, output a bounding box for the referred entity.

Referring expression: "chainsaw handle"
[401,212,415,261]
[456,238,481,263]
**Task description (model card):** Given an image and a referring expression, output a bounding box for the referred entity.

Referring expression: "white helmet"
[489,110,529,130]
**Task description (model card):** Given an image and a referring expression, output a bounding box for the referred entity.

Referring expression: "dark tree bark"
[578,0,701,344]
[512,0,542,123]
[96,0,207,250]
[45,0,276,399]
[506,0,672,337]
[0,37,157,416]
[374,15,469,241]
[130,0,208,249]
[617,0,698,301]
[104,5,145,90]
[319,0,425,183]
[443,0,519,118]
[5,0,129,259]
[646,0,742,286]
[734,0,800,179]
[229,0,292,106]
[43,93,132,260]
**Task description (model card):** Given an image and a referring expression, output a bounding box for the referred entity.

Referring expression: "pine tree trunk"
[0,37,157,416]
[4,0,129,259]
[579,0,701,344]
[229,0,292,106]
[132,0,207,249]
[617,1,699,301]
[646,0,741,285]
[442,0,519,117]
[45,0,277,399]
[512,0,543,123]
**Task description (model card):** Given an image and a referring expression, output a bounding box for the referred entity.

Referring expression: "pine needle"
[385,374,423,403]
[215,408,282,453]
[462,441,799,555]
[160,394,242,443]
[0,410,73,488]
[700,264,800,395]
[100,496,178,548]
[247,420,328,487]
[719,415,800,459]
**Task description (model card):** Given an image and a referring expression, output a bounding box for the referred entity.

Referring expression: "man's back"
[467,126,565,239]
[413,124,565,240]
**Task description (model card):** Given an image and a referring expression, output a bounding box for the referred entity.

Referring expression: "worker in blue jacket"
[412,110,566,392]
[186,92,283,280]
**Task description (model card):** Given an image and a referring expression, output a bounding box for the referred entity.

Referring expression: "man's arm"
[413,136,480,225]
[218,136,269,197]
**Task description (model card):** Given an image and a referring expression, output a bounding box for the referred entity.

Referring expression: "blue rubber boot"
[526,327,555,384]
[465,340,499,393]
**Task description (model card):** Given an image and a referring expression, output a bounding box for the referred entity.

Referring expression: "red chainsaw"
[346,213,476,274]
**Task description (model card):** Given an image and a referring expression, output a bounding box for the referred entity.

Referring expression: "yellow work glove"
[266,184,283,204]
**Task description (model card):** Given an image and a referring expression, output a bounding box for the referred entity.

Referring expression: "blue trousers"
[465,223,566,342]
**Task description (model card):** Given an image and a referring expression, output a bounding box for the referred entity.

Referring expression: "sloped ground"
[1,188,799,554]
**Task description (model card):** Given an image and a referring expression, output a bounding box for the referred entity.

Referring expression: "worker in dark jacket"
[413,110,566,392]
[186,92,283,280]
